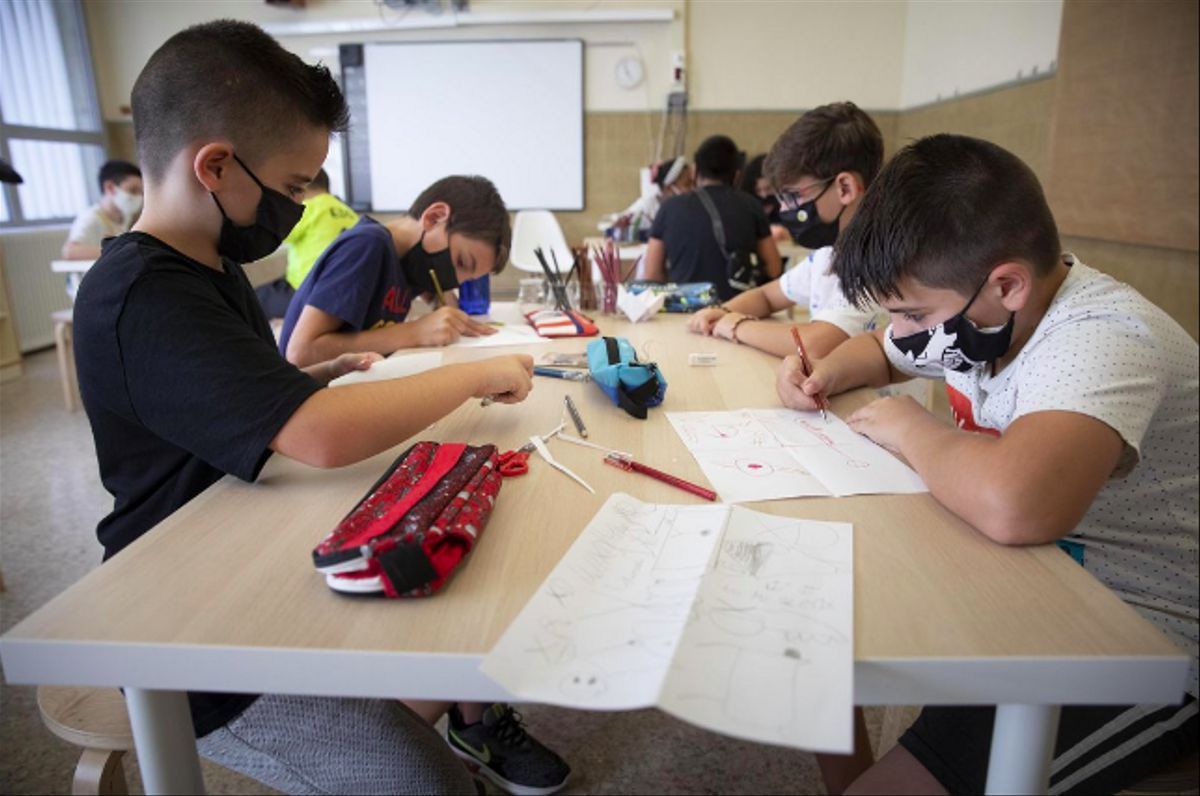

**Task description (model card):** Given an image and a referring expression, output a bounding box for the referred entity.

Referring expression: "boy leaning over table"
[687,102,882,359]
[72,18,573,796]
[776,134,1198,795]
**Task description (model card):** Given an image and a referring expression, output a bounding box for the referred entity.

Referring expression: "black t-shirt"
[650,184,771,301]
[73,232,322,735]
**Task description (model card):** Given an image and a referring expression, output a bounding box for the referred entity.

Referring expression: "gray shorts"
[196,694,476,795]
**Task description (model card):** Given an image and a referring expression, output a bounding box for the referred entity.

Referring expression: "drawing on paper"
[668,409,927,500]
[481,494,855,754]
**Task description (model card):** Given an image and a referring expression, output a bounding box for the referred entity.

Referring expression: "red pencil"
[791,326,830,422]
[604,454,717,501]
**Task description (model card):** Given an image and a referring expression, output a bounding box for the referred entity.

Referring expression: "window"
[0,0,105,227]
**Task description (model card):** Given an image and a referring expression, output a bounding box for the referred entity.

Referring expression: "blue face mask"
[210,153,304,263]
[883,278,1015,377]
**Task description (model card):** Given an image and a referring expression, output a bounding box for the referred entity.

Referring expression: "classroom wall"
[84,0,1198,337]
[1045,0,1199,252]
[685,1,907,110]
[899,0,1061,109]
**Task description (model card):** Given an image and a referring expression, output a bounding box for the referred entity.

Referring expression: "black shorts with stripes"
[899,697,1198,795]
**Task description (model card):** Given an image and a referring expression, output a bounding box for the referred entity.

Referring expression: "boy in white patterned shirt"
[777,134,1198,795]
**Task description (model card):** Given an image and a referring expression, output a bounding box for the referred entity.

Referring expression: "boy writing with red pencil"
[777,134,1197,794]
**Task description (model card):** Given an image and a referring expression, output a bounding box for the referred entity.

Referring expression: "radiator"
[1,226,72,352]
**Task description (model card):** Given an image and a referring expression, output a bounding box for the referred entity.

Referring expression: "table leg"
[984,703,1061,795]
[124,688,206,794]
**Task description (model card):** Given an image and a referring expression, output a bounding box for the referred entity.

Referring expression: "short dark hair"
[409,175,511,275]
[98,160,141,192]
[834,134,1061,307]
[694,135,743,184]
[131,20,349,181]
[738,154,767,195]
[764,102,884,190]
[309,168,330,192]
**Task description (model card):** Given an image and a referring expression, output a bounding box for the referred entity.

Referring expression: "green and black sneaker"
[446,703,571,796]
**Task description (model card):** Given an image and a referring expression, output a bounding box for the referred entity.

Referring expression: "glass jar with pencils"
[599,282,619,315]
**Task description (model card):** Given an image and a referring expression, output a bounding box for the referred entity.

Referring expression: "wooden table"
[1,307,1187,794]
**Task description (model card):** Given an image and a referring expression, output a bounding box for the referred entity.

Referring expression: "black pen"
[564,394,588,438]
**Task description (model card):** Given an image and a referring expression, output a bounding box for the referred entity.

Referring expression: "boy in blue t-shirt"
[280,175,506,367]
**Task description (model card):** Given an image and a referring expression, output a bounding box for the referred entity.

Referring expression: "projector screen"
[346,40,584,212]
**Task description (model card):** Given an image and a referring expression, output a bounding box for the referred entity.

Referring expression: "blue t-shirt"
[278,216,414,354]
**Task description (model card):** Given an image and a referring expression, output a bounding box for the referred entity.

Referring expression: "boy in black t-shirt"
[74,19,568,795]
[643,134,782,301]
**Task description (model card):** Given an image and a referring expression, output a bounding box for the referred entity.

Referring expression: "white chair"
[509,210,574,275]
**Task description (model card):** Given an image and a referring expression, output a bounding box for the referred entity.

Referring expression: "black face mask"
[778,179,842,249]
[885,277,1015,375]
[404,232,459,295]
[210,153,304,263]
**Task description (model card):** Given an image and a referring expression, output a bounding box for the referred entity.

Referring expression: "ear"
[419,201,451,230]
[834,171,865,206]
[193,142,235,193]
[989,261,1035,313]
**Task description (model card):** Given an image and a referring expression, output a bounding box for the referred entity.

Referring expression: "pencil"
[564,395,588,438]
[791,326,829,422]
[429,269,446,308]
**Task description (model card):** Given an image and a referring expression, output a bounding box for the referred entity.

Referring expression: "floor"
[0,349,898,795]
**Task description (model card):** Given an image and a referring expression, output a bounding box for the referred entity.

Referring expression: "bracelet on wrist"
[730,315,753,344]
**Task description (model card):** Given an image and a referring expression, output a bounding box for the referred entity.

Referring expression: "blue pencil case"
[586,336,667,420]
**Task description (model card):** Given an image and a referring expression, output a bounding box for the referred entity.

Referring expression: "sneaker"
[446,703,571,796]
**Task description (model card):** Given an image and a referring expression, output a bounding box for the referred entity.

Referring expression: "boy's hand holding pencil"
[411,306,495,347]
[777,327,835,417]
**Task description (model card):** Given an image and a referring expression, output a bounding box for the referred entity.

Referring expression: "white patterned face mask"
[882,278,1015,377]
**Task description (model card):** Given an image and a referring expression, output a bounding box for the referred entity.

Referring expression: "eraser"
[689,352,718,366]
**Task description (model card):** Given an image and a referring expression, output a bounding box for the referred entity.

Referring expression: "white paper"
[481,494,855,753]
[617,285,664,323]
[481,497,728,709]
[667,409,927,501]
[659,505,854,753]
[752,409,928,497]
[328,352,444,387]
[448,325,550,348]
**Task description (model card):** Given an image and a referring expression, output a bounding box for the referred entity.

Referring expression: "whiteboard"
[362,40,583,211]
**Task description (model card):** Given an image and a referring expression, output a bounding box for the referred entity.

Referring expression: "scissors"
[498,441,535,477]
[497,422,565,478]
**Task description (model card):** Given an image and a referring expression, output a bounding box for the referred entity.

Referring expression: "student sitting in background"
[61,159,142,300]
[613,155,692,238]
[642,135,782,301]
[279,175,508,367]
[738,154,791,245]
[73,19,567,795]
[689,102,883,359]
[778,134,1198,795]
[254,167,358,318]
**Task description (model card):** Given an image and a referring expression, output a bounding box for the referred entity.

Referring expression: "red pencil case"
[525,308,599,338]
[312,442,501,598]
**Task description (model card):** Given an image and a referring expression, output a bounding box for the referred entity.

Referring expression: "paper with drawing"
[667,409,927,501]
[481,493,854,753]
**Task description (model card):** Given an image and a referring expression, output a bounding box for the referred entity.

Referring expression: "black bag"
[695,186,765,292]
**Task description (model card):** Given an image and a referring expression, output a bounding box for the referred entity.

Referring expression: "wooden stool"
[51,308,78,411]
[37,686,134,795]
